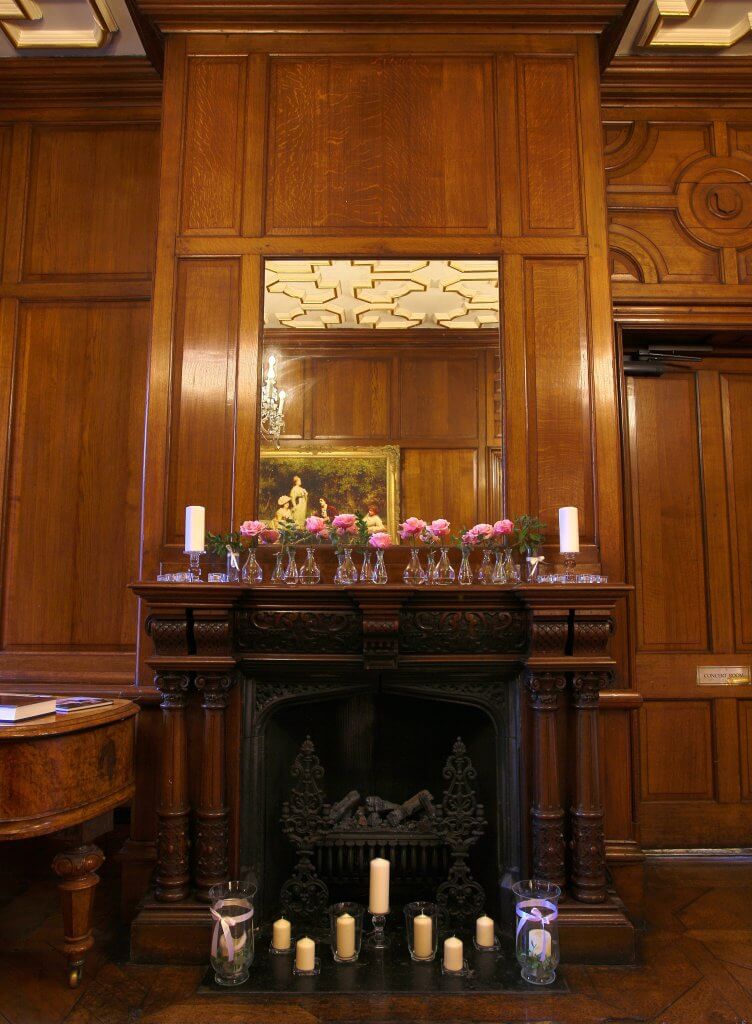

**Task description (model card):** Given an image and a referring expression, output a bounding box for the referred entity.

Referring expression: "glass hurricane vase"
[512,880,560,986]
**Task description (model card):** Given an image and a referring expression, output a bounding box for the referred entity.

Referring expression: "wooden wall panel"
[310,357,390,440]
[721,374,752,650]
[627,374,708,652]
[2,301,149,649]
[22,126,159,281]
[517,57,583,235]
[166,259,240,545]
[599,708,635,842]
[266,56,497,234]
[740,701,752,802]
[399,356,479,441]
[181,58,247,235]
[640,701,714,801]
[523,258,595,542]
[401,449,477,528]
[0,127,11,280]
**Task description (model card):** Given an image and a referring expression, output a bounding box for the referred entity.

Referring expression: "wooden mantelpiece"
[131,581,635,966]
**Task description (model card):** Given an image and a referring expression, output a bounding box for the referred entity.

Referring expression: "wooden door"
[625,356,752,848]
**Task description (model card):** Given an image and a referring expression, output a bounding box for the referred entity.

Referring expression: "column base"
[558,890,636,964]
[130,896,212,964]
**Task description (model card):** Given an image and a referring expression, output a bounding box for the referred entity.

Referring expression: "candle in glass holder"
[296,936,315,971]
[475,914,495,948]
[529,928,552,959]
[443,935,463,972]
[413,912,433,958]
[272,916,291,951]
[368,857,390,914]
[336,912,355,960]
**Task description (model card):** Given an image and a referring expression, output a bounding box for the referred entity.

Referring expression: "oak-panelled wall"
[0,102,160,689]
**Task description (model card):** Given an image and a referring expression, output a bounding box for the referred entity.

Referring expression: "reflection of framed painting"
[258,446,400,541]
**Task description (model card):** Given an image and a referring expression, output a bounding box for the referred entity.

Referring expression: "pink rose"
[261,527,280,544]
[240,519,267,538]
[428,518,451,540]
[331,513,357,535]
[369,531,392,550]
[470,523,494,541]
[399,516,427,540]
[461,530,477,547]
[305,515,327,535]
[493,519,514,536]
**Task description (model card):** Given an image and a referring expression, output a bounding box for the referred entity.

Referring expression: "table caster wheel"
[69,964,82,988]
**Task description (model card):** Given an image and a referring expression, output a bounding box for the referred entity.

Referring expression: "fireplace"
[131,581,636,967]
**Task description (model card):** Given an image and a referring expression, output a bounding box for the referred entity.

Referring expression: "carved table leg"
[194,674,233,901]
[155,673,191,902]
[52,844,104,988]
[525,672,567,890]
[570,672,608,903]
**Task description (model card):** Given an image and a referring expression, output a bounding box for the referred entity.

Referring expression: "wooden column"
[570,671,608,903]
[155,673,191,902]
[525,671,567,889]
[194,674,234,901]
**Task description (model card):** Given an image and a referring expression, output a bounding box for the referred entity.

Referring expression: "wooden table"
[0,699,138,986]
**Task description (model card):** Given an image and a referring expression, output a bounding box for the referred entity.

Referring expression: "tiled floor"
[1,840,750,1024]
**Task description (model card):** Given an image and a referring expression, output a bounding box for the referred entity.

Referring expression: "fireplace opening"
[241,677,521,930]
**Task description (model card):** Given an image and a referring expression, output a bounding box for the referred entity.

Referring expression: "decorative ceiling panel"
[264,259,500,330]
[0,0,135,52]
[619,0,752,53]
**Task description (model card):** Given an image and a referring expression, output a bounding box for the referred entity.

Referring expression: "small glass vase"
[425,548,437,585]
[458,546,474,585]
[284,547,299,585]
[299,546,321,585]
[359,550,372,583]
[404,901,438,962]
[271,549,285,583]
[522,549,543,583]
[334,548,358,584]
[403,547,426,585]
[226,549,242,583]
[242,547,263,584]
[434,546,455,585]
[329,902,365,963]
[371,549,388,584]
[209,881,256,987]
[477,548,494,585]
[512,880,560,986]
[492,548,513,585]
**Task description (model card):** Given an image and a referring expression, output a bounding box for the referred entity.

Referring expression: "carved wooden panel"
[181,57,247,235]
[2,301,149,648]
[721,374,752,650]
[640,701,714,801]
[627,374,708,652]
[401,448,477,527]
[166,259,240,546]
[266,56,497,234]
[399,355,479,441]
[310,357,390,440]
[22,126,159,280]
[517,56,583,235]
[523,258,594,543]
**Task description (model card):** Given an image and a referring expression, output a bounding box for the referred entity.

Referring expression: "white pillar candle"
[368,857,390,914]
[529,928,552,959]
[558,506,580,553]
[278,389,286,414]
[184,505,205,552]
[336,912,355,959]
[475,914,495,948]
[413,913,433,958]
[295,936,315,971]
[272,916,291,951]
[443,935,463,972]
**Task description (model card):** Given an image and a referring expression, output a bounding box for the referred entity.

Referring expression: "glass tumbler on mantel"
[209,881,256,987]
[512,879,560,986]
[404,901,438,962]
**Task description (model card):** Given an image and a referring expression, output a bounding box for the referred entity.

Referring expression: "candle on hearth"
[558,506,580,553]
[413,912,433,958]
[184,505,205,552]
[443,935,463,972]
[368,857,390,914]
[475,914,495,948]
[529,927,552,960]
[296,936,315,972]
[272,916,291,951]
[336,912,355,959]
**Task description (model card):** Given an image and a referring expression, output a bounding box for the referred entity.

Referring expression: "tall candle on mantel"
[368,858,390,914]
[558,506,580,553]
[184,505,205,553]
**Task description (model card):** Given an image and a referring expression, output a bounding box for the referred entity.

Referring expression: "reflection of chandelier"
[260,354,286,448]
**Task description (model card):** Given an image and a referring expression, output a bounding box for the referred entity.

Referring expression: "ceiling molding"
[0,1,42,18]
[123,0,163,72]
[0,56,162,105]
[601,55,752,104]
[0,0,118,49]
[129,0,631,34]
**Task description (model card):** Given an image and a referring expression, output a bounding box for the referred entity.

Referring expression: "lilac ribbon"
[515,897,558,949]
[210,899,254,963]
